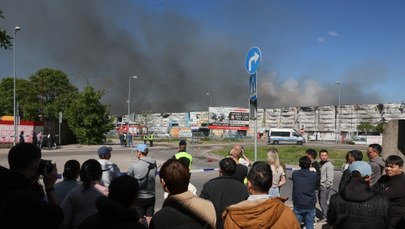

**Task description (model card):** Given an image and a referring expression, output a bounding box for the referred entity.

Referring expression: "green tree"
[0,77,30,118]
[0,10,13,50]
[24,68,78,120]
[65,86,114,144]
[0,78,14,116]
[357,121,375,134]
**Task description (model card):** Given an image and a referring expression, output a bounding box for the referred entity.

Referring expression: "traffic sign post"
[245,47,262,162]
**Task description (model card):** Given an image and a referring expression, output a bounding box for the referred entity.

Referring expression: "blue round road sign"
[245,47,262,74]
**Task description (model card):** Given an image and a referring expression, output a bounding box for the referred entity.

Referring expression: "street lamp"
[336,81,341,144]
[206,92,212,107]
[13,26,21,145]
[128,75,138,124]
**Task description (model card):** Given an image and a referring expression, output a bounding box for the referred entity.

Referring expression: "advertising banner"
[208,107,249,130]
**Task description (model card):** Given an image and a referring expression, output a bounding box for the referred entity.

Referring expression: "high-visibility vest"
[149,134,154,140]
[174,152,193,168]
[143,135,148,140]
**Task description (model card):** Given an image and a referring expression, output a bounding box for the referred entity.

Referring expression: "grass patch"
[211,145,349,169]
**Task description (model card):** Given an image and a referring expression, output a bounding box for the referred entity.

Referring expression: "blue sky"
[1,0,405,114]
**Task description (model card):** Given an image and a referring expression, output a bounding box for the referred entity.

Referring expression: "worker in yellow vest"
[173,140,192,168]
[143,134,148,144]
[149,133,154,147]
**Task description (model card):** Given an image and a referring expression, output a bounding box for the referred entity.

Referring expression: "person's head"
[349,161,372,183]
[305,148,317,160]
[319,149,329,162]
[247,161,272,194]
[108,175,139,208]
[134,144,149,158]
[63,160,80,180]
[8,143,42,183]
[229,144,243,160]
[98,146,112,160]
[348,150,363,163]
[299,156,311,169]
[267,148,280,167]
[179,139,187,151]
[367,144,382,160]
[159,159,190,195]
[219,158,236,176]
[385,155,404,177]
[80,159,102,191]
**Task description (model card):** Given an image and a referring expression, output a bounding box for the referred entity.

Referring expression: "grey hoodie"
[127,156,157,198]
[369,156,385,187]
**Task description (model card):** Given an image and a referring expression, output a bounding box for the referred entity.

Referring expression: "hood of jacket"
[95,196,140,223]
[341,177,375,202]
[164,191,217,229]
[223,197,287,229]
[370,156,385,167]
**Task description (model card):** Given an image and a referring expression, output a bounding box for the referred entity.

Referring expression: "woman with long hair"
[60,159,108,229]
[267,148,286,197]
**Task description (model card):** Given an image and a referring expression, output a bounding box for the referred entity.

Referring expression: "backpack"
[137,160,156,189]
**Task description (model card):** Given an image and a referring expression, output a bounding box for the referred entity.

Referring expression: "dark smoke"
[0,0,385,115]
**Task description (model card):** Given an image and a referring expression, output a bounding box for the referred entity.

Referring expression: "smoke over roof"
[0,1,384,115]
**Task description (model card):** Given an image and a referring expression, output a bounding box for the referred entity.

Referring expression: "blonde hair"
[267,148,281,169]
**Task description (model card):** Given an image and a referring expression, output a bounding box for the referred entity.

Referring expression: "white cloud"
[328,31,339,36]
[317,37,325,42]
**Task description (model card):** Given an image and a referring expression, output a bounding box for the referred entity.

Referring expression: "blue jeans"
[293,207,315,229]
[268,187,280,198]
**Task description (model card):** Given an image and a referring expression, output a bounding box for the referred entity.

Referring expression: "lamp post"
[13,26,21,145]
[206,92,212,107]
[206,92,213,132]
[336,81,341,144]
[128,76,138,125]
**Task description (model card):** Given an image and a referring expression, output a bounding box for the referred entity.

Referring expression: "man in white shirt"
[97,146,121,187]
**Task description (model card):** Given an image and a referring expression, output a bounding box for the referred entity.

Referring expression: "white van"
[267,128,305,145]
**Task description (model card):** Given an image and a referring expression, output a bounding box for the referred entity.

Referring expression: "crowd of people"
[0,141,404,229]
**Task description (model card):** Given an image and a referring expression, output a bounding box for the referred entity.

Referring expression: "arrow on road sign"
[248,52,260,72]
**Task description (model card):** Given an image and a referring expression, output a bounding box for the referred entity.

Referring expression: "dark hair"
[306,148,317,159]
[385,155,404,167]
[160,159,190,195]
[63,160,81,180]
[247,161,272,193]
[8,143,41,171]
[319,149,329,154]
[219,158,236,176]
[368,144,382,156]
[349,150,363,161]
[299,156,311,169]
[80,159,102,191]
[108,175,139,207]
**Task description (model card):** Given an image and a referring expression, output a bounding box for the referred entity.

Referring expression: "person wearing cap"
[372,155,405,229]
[55,159,81,203]
[172,140,193,168]
[328,161,390,229]
[97,146,121,187]
[127,144,157,227]
[338,150,363,194]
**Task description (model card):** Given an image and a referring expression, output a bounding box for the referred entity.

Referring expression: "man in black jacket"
[328,161,390,229]
[200,158,249,229]
[292,156,318,229]
[0,143,63,229]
